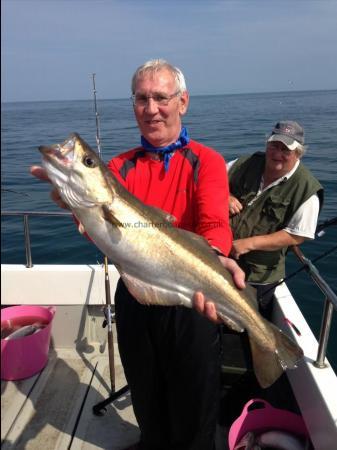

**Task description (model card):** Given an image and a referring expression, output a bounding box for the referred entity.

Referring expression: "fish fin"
[102,203,175,228]
[120,272,190,307]
[102,205,124,227]
[249,322,303,388]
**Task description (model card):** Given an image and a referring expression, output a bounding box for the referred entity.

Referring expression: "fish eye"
[83,155,97,168]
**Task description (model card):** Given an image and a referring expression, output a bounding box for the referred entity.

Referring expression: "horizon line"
[2,87,337,105]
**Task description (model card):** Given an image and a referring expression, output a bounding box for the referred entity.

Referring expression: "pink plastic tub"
[1,305,55,381]
[228,398,309,450]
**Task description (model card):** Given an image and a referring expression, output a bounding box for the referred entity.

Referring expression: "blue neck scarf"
[141,127,190,172]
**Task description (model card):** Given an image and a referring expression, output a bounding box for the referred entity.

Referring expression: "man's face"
[133,69,189,147]
[265,141,299,176]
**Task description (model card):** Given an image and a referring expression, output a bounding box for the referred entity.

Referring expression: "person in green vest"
[196,120,324,424]
[227,120,323,318]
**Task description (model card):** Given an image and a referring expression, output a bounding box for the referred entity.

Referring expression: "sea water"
[1,89,336,369]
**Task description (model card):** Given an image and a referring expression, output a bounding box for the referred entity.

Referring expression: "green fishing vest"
[229,152,324,283]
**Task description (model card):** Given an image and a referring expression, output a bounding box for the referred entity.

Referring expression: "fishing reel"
[102,305,115,329]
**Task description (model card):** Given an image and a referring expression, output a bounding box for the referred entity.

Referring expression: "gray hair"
[265,135,307,159]
[131,59,187,94]
[294,144,307,159]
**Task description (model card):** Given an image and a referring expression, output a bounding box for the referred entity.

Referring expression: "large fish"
[38,133,303,388]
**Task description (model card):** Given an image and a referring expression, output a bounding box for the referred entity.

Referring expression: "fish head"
[39,133,115,209]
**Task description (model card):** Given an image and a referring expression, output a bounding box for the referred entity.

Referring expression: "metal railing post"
[314,299,334,368]
[2,210,70,268]
[291,245,337,368]
[23,214,33,268]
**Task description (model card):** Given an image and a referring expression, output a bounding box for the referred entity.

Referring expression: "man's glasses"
[131,91,180,107]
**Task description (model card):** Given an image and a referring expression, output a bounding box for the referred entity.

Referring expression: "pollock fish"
[1,317,48,339]
[3,325,43,340]
[38,133,303,388]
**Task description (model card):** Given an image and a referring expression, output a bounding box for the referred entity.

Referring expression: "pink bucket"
[1,305,55,381]
[228,398,309,450]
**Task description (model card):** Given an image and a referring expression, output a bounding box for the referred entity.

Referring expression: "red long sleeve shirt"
[108,139,232,256]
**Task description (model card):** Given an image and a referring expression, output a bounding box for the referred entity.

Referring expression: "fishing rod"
[316,216,337,236]
[92,73,102,156]
[259,216,337,301]
[91,74,129,416]
[287,244,336,284]
[91,73,115,393]
[103,255,115,393]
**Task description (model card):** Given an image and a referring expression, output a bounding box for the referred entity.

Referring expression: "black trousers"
[251,282,279,320]
[115,279,221,450]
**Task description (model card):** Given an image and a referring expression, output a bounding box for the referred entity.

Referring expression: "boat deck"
[1,330,230,450]
[1,339,140,450]
[2,266,337,449]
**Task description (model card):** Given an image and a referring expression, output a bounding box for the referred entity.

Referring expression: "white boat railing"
[2,210,336,370]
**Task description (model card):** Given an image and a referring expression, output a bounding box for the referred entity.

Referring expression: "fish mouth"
[38,133,77,170]
[38,133,79,192]
[39,134,78,165]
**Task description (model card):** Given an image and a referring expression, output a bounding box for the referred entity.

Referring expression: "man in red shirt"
[31,59,244,450]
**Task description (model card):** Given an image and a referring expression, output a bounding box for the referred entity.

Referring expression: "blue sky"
[2,0,337,102]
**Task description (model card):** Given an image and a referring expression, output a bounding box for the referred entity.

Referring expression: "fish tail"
[249,321,303,388]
